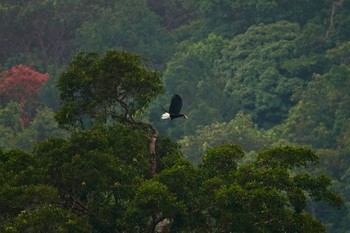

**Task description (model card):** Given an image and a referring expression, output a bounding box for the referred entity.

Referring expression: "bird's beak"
[183,115,188,119]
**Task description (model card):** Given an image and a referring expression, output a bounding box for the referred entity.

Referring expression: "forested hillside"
[1,0,350,232]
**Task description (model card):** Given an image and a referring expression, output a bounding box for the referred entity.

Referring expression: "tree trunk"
[113,115,159,177]
[149,134,157,177]
[326,0,344,38]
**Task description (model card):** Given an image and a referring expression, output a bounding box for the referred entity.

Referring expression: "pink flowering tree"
[0,64,48,126]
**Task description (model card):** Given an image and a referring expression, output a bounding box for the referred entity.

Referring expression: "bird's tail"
[161,112,170,120]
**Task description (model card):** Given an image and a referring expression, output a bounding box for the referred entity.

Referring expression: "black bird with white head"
[162,94,188,120]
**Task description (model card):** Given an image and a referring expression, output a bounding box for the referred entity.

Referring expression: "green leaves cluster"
[56,50,162,129]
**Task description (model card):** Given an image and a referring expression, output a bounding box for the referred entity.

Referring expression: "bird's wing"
[169,94,182,114]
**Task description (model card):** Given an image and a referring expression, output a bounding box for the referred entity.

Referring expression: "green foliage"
[0,124,151,232]
[2,205,92,233]
[155,136,184,172]
[275,41,350,149]
[148,144,342,232]
[199,0,277,37]
[0,149,39,185]
[1,0,350,231]
[256,145,318,169]
[163,33,227,101]
[147,0,199,31]
[179,112,272,164]
[216,21,307,128]
[0,103,61,151]
[156,158,200,208]
[159,19,331,138]
[201,145,342,232]
[201,144,244,177]
[0,126,342,232]
[122,180,186,232]
[35,124,149,188]
[152,33,228,137]
[76,0,175,70]
[56,49,162,129]
[0,102,23,134]
[38,65,63,110]
[0,149,62,230]
[198,0,330,39]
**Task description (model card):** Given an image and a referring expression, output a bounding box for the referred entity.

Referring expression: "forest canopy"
[1,0,350,232]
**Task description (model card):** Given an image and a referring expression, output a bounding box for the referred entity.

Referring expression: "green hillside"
[1,0,349,232]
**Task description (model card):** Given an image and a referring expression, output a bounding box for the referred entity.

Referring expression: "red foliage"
[0,64,48,127]
[0,64,48,103]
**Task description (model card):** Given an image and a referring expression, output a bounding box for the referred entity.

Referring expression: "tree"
[34,125,150,232]
[0,64,48,126]
[0,124,151,232]
[55,49,162,176]
[195,145,342,232]
[0,65,48,103]
[56,50,161,128]
[1,1,349,230]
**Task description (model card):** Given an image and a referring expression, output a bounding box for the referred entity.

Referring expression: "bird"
[161,94,188,120]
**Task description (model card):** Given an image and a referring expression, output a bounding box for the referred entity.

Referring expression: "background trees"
[76,0,175,71]
[1,0,350,231]
[151,33,228,138]
[0,65,59,151]
[0,0,117,67]
[216,21,305,128]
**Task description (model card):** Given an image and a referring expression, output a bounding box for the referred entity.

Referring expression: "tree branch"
[107,110,159,177]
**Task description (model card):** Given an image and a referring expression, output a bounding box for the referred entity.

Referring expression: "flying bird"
[161,94,188,120]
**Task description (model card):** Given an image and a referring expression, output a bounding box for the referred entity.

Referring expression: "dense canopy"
[1,0,350,232]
